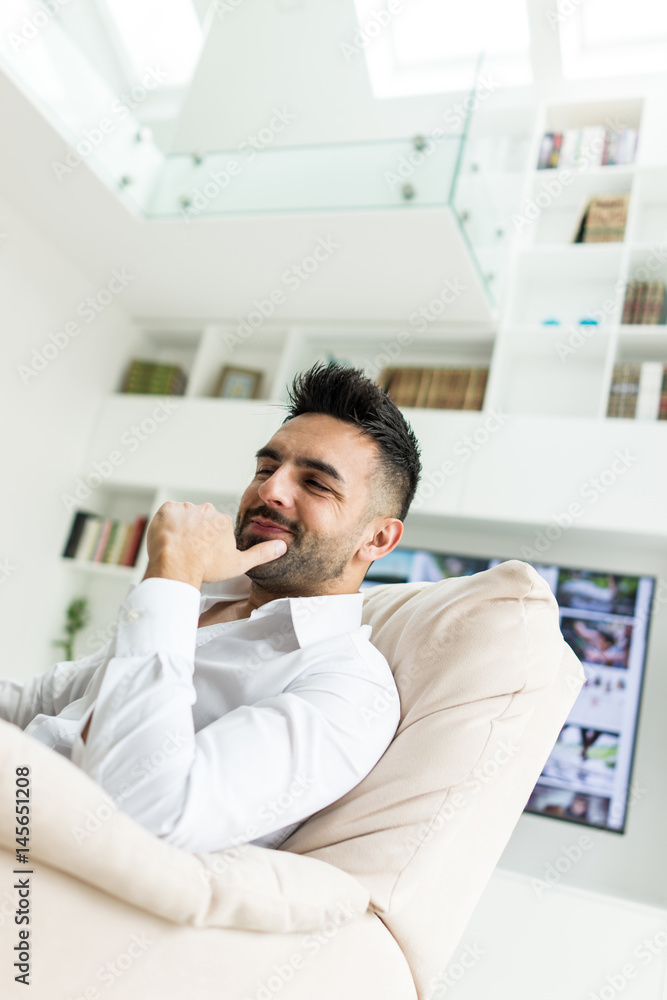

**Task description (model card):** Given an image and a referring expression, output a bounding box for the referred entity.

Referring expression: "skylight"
[355,0,533,98]
[99,0,203,88]
[559,0,667,79]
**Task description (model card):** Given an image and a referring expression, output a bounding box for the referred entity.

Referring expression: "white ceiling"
[0,64,494,325]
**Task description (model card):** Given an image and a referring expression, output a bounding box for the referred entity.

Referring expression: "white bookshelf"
[59,94,667,650]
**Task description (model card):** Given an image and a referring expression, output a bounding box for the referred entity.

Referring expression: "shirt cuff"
[114,576,201,659]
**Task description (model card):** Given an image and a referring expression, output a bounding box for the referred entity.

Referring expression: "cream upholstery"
[280,559,586,995]
[0,560,584,1000]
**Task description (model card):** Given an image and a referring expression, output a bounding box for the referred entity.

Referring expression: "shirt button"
[123,609,142,623]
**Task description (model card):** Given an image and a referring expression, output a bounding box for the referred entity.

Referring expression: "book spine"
[76,515,104,560]
[414,369,434,408]
[621,283,637,325]
[63,511,90,558]
[100,521,119,563]
[92,518,113,562]
[122,516,149,567]
[633,283,649,324]
[636,361,663,420]
[537,132,555,170]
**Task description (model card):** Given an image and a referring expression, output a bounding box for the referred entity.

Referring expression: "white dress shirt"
[0,575,400,852]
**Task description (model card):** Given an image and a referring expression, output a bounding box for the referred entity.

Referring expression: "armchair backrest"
[279,560,585,999]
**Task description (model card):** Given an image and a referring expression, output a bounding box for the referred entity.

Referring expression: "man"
[0,362,422,852]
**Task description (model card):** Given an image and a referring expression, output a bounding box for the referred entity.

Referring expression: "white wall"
[427,869,667,999]
[0,193,137,675]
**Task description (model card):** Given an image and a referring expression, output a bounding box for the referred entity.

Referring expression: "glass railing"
[0,11,532,310]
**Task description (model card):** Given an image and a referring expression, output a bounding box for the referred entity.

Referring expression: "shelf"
[62,558,138,577]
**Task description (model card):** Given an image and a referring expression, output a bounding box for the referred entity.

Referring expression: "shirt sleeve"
[0,643,112,731]
[70,579,400,853]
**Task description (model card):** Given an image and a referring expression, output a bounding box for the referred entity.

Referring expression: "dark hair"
[282,361,422,521]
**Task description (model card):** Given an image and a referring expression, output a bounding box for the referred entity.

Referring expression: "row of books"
[121,360,187,395]
[379,366,488,410]
[573,194,629,243]
[607,362,667,420]
[63,511,148,566]
[621,281,667,325]
[537,127,638,170]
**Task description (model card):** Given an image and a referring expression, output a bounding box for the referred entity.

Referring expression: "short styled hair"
[282,361,422,522]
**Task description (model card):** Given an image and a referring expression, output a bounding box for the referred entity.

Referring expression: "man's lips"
[249,518,293,535]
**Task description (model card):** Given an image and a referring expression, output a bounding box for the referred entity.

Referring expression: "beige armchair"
[0,560,584,1000]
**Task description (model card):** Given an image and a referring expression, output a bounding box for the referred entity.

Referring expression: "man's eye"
[308,480,328,491]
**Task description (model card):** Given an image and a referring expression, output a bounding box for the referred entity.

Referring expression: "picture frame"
[214,365,263,400]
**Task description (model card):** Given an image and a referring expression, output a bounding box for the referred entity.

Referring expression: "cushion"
[0,717,369,934]
[279,560,585,997]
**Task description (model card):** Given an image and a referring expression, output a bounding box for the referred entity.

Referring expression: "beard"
[234,505,362,594]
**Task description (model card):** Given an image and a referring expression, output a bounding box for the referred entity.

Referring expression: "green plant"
[52,597,90,661]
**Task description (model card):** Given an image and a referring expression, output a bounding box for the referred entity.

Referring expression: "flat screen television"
[361,549,654,834]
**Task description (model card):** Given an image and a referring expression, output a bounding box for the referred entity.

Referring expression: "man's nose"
[257,467,295,508]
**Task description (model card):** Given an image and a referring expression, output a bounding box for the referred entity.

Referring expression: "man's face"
[234,412,381,593]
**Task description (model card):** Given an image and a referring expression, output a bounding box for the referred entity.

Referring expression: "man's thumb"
[244,539,287,568]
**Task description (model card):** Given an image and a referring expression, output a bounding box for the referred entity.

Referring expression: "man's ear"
[355,518,404,566]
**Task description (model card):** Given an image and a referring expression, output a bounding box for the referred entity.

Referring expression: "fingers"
[238,538,287,572]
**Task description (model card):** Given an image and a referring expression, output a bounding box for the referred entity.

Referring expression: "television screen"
[361,550,654,833]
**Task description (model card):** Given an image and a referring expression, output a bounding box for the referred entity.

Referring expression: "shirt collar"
[200,575,364,648]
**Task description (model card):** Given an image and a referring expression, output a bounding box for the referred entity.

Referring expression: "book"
[607,363,641,419]
[659,367,667,421]
[378,366,489,411]
[537,132,555,170]
[76,515,105,560]
[636,361,664,420]
[122,360,187,395]
[633,282,649,324]
[537,126,638,171]
[581,126,606,167]
[641,282,667,325]
[92,518,113,562]
[547,133,562,169]
[559,129,582,170]
[462,368,488,410]
[108,522,133,565]
[414,369,434,408]
[100,521,119,563]
[121,516,148,567]
[621,283,638,325]
[62,511,91,558]
[577,194,629,243]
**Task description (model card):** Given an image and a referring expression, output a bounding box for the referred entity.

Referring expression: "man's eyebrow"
[254,446,346,485]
